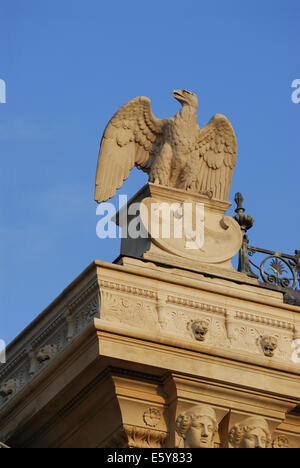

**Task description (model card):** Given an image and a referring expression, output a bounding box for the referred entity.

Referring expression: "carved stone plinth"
[116,184,250,282]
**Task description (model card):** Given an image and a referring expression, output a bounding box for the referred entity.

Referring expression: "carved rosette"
[143,407,162,428]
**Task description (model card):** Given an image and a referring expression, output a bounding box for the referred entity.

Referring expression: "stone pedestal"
[116,184,257,283]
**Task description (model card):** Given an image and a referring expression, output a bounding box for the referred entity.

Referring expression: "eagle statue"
[95,90,237,203]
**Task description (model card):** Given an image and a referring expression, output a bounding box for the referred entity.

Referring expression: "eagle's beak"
[173,90,183,100]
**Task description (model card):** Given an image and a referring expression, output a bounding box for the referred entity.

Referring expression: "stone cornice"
[94,260,300,313]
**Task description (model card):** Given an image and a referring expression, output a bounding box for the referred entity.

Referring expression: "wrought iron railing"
[233,193,300,306]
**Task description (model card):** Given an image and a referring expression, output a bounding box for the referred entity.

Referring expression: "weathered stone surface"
[0,259,299,448]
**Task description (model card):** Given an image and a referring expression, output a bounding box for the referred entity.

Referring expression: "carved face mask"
[184,415,215,448]
[261,336,278,357]
[191,320,209,341]
[240,428,268,449]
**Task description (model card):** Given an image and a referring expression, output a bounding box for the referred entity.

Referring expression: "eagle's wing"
[95,96,164,203]
[195,114,237,200]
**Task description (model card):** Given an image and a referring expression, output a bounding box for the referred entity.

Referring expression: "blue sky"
[0,0,299,345]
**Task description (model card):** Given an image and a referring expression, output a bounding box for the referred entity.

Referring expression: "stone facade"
[0,254,299,448]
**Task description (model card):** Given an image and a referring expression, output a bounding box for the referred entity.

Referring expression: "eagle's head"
[173,89,198,108]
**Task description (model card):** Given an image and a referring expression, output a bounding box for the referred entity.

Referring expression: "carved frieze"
[228,324,292,361]
[152,293,296,363]
[225,311,295,361]
[73,294,100,336]
[164,307,229,348]
[125,425,167,448]
[68,280,99,313]
[101,290,157,329]
[102,425,167,448]
[82,295,100,322]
